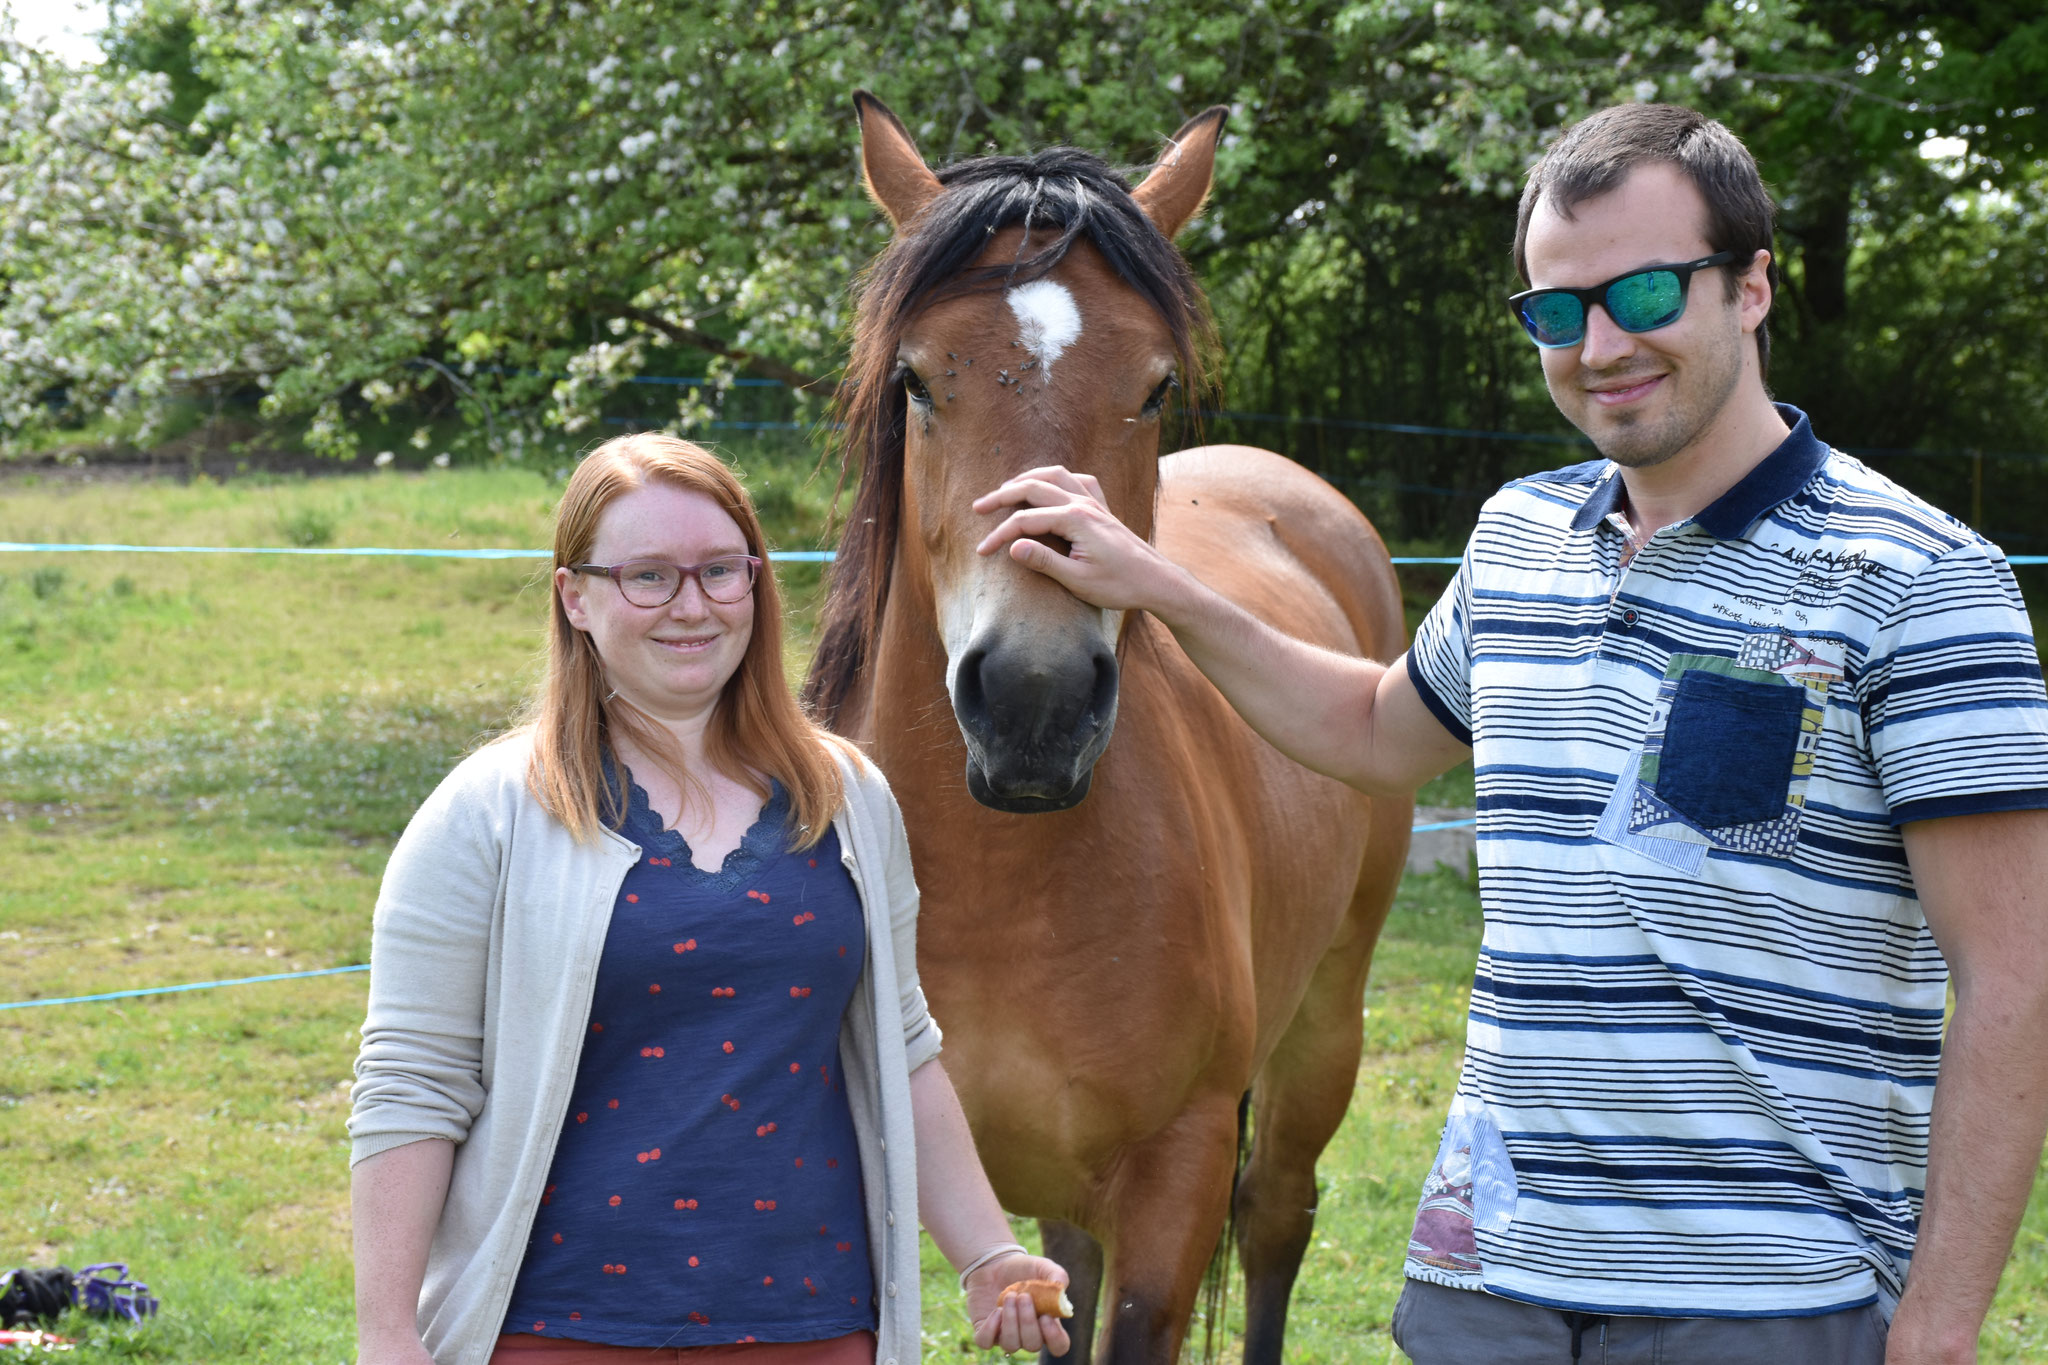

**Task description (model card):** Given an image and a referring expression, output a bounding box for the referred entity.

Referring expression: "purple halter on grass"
[72,1264,158,1324]
[0,1263,158,1328]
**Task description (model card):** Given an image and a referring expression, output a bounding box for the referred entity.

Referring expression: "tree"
[2,0,2042,544]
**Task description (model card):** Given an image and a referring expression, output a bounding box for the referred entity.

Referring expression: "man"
[972,103,2048,1364]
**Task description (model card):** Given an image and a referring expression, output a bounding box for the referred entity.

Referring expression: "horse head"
[807,94,1224,814]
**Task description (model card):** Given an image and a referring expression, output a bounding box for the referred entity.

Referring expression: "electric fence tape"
[0,818,1480,1012]
[6,528,2037,1006]
[6,544,2047,566]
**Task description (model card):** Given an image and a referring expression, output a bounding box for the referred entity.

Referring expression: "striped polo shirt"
[1401,405,2048,1317]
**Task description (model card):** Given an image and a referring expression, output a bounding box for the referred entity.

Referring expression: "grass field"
[4,457,2048,1362]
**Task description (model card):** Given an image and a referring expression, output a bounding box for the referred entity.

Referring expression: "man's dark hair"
[1514,103,1778,379]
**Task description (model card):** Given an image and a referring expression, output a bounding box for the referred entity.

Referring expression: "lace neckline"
[612,761,792,888]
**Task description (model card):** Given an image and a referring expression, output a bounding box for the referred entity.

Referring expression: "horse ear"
[1132,105,1229,239]
[854,91,943,229]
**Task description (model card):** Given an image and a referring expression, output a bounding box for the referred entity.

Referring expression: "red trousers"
[490,1331,875,1365]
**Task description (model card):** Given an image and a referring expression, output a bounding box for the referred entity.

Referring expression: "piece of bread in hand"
[999,1279,1074,1319]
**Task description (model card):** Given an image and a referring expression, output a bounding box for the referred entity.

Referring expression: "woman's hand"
[965,1251,1074,1357]
[909,1061,1073,1355]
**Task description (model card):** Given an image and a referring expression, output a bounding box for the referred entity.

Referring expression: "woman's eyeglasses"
[1509,251,1741,349]
[572,556,762,607]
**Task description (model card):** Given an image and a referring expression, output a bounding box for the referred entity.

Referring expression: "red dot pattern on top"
[501,780,874,1348]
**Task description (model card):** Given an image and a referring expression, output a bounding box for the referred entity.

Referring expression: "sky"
[2,0,106,64]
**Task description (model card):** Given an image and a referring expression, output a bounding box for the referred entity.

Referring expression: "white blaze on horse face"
[937,551,1123,710]
[1006,279,1083,381]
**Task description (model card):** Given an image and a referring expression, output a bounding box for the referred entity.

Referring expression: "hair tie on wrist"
[957,1241,1029,1292]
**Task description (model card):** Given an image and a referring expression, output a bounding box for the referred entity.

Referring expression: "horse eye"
[899,366,932,405]
[1141,373,1180,417]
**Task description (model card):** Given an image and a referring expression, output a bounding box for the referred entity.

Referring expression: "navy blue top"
[503,774,876,1346]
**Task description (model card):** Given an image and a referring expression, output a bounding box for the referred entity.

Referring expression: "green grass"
[5,461,2048,1363]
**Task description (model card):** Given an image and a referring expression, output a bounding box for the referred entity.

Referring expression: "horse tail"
[1197,1089,1252,1365]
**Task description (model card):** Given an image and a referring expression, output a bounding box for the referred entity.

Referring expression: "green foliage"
[2,0,2039,535]
[1733,2,2048,464]
[96,5,218,137]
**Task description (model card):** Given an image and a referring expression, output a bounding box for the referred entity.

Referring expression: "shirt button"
[1620,609,1638,627]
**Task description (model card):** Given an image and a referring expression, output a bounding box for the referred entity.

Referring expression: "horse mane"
[802,143,1216,729]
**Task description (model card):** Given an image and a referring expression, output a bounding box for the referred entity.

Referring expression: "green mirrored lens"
[1521,292,1585,346]
[1605,270,1684,333]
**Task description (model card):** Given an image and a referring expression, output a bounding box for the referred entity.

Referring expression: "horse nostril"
[1087,644,1118,726]
[953,645,991,727]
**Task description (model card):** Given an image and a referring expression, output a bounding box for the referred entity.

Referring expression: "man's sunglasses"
[1509,251,1741,349]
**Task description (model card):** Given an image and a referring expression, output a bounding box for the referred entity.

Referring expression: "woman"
[349,433,1071,1365]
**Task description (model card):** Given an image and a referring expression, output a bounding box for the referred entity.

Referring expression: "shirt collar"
[1566,403,1828,539]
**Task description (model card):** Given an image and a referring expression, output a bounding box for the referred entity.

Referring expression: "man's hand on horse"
[963,1250,1074,1357]
[974,465,1185,617]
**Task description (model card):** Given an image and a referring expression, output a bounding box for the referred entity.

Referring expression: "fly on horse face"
[804,94,1412,1365]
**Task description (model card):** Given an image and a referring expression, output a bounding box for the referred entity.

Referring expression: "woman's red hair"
[520,432,850,846]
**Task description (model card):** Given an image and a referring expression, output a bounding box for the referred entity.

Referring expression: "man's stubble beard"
[1564,325,1746,472]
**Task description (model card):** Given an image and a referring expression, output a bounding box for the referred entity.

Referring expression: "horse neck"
[846,534,957,767]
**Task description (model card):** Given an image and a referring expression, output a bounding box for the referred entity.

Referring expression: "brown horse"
[804,95,1411,1365]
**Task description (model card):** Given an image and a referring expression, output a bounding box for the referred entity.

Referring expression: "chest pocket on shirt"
[1654,669,1809,829]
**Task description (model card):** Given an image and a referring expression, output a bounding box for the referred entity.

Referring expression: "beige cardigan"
[348,734,941,1365]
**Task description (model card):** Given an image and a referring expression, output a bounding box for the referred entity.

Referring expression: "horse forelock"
[803,143,1216,731]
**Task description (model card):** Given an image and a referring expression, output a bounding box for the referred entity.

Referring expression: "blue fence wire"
[6,543,2046,567]
[4,507,2040,1006]
[0,964,371,1012]
[0,815,1479,1011]
[544,368,2048,463]
[0,542,838,562]
[0,543,1477,564]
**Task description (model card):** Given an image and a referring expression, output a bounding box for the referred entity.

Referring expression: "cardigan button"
[886,1282,898,1298]
[886,1210,895,1226]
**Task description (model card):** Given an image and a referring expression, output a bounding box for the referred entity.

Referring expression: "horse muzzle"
[950,631,1119,814]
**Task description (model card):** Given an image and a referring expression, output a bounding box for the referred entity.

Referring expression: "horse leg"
[1038,1219,1104,1365]
[1095,1092,1243,1365]
[1234,878,1392,1365]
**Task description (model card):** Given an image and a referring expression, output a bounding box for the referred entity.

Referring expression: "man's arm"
[1889,808,2048,1365]
[974,466,1470,794]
